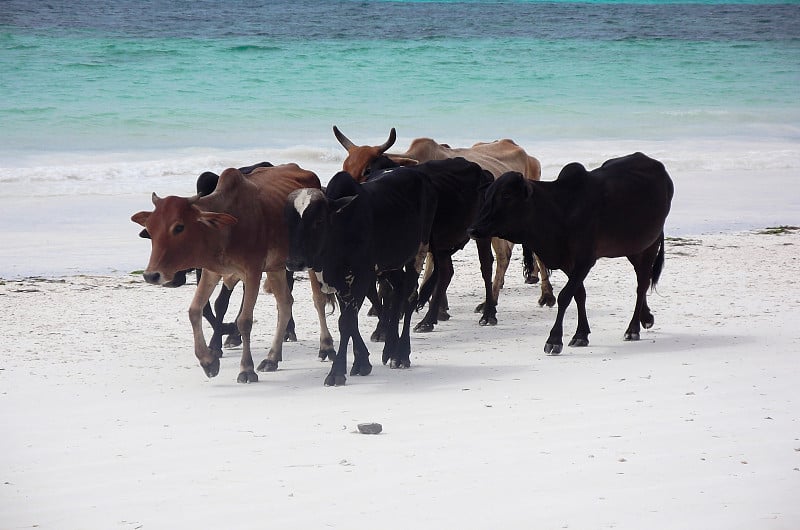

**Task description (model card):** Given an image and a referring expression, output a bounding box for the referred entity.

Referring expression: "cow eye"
[173,224,185,235]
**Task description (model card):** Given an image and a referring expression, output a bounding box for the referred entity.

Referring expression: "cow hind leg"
[380,271,404,366]
[283,270,298,342]
[478,238,512,312]
[209,283,240,350]
[392,265,419,369]
[475,237,497,326]
[370,277,392,342]
[202,300,224,357]
[414,252,453,333]
[214,276,243,349]
[350,327,373,377]
[309,270,336,361]
[568,282,591,347]
[625,242,661,341]
[233,273,265,383]
[254,271,292,376]
[535,255,556,307]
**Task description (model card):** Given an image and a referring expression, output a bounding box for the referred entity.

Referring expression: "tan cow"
[333,126,556,310]
[131,164,335,383]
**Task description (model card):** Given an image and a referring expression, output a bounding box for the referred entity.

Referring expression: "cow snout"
[143,271,162,285]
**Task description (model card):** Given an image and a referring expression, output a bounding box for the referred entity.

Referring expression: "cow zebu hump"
[556,162,588,184]
[326,171,362,200]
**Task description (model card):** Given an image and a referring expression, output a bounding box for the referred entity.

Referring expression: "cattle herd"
[132,127,675,386]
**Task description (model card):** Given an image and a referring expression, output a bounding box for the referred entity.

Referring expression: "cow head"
[285,188,328,272]
[334,125,420,181]
[285,186,357,271]
[131,193,237,286]
[468,171,531,243]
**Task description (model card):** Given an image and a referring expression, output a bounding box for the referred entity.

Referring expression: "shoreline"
[2,160,799,280]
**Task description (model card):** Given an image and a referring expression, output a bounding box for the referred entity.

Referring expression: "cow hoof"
[319,348,336,362]
[324,373,346,387]
[544,342,563,355]
[474,302,485,314]
[350,363,372,377]
[370,330,386,343]
[389,358,411,369]
[437,310,451,322]
[237,370,258,383]
[201,358,220,378]
[539,294,556,308]
[569,337,589,347]
[479,315,498,326]
[284,330,298,342]
[525,275,539,285]
[257,359,279,372]
[414,321,434,333]
[224,334,242,349]
[624,332,640,341]
[641,315,655,329]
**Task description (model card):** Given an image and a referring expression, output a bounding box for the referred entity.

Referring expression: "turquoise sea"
[0,0,798,276]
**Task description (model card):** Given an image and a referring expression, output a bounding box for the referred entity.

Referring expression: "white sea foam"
[1,136,797,278]
[1,137,797,199]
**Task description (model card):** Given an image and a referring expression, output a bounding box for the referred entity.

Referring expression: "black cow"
[362,156,497,333]
[469,152,674,354]
[286,169,437,386]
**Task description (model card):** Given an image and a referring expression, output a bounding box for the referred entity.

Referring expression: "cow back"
[398,138,539,180]
[559,152,674,258]
[413,157,493,251]
[360,169,438,271]
[197,164,321,272]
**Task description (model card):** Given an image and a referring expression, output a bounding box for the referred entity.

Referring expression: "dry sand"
[2,229,799,529]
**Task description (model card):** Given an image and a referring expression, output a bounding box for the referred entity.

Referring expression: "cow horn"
[379,128,397,154]
[333,125,355,151]
[151,192,162,206]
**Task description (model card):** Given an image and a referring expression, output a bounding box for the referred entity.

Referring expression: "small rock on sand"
[357,422,383,434]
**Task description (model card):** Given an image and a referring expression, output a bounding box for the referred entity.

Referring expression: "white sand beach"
[2,228,799,529]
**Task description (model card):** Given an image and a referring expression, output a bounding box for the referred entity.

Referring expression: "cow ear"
[525,178,534,200]
[332,195,357,214]
[131,211,151,226]
[388,155,419,167]
[197,211,238,229]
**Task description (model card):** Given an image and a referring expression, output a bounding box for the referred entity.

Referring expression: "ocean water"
[1,0,799,277]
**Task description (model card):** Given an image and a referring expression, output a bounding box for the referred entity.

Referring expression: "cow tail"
[325,292,338,316]
[416,256,438,312]
[650,232,665,291]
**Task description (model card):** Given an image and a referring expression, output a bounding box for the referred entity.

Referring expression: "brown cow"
[333,126,556,312]
[131,164,335,383]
